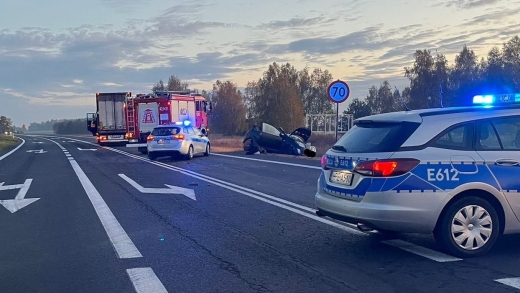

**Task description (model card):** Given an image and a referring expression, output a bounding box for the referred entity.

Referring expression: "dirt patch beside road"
[0,136,19,152]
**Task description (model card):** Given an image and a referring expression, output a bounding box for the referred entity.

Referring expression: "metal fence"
[306,113,354,134]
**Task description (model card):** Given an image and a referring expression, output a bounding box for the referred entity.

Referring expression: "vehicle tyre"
[139,148,147,154]
[204,143,210,156]
[243,138,254,152]
[185,145,194,160]
[148,152,156,161]
[433,196,499,258]
[281,144,293,155]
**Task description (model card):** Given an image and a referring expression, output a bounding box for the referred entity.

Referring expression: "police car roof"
[356,104,520,124]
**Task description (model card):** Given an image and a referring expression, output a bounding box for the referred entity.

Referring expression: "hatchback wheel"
[148,152,156,161]
[434,196,499,258]
[204,143,210,156]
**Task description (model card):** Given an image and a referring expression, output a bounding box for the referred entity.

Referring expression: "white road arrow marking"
[26,149,47,153]
[118,174,196,201]
[0,179,39,213]
[78,147,97,151]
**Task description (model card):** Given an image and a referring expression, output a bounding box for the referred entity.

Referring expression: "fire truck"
[125,90,212,153]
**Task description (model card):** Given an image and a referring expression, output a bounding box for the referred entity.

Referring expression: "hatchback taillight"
[173,134,185,140]
[321,155,328,170]
[147,135,154,141]
[354,159,420,177]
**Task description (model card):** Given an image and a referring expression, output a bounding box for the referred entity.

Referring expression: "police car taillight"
[354,159,420,177]
[321,155,328,170]
[146,135,154,141]
[173,134,185,140]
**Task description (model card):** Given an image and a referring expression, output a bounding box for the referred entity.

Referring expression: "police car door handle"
[495,159,519,166]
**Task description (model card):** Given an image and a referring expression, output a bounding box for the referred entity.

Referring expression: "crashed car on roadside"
[243,123,316,157]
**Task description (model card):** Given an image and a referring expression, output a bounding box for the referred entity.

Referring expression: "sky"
[1,0,520,126]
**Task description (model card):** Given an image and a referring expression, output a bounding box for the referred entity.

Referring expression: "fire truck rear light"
[173,134,185,140]
[147,135,154,141]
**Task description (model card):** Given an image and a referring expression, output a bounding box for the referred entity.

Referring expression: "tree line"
[0,116,14,134]
[152,35,519,135]
[346,35,520,118]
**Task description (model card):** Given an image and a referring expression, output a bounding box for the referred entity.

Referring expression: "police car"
[315,93,520,257]
[146,121,210,160]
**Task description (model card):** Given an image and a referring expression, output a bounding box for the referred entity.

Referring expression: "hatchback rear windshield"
[152,127,181,136]
[333,121,420,153]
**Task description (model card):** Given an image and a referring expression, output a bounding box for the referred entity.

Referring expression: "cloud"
[437,0,501,9]
[101,82,124,87]
[73,79,83,84]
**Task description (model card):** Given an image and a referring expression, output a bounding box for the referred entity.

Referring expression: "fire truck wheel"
[186,145,194,160]
[204,143,210,156]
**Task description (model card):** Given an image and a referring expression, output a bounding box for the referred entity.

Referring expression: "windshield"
[334,121,420,153]
[151,127,181,136]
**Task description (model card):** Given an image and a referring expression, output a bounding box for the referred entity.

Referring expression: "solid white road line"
[211,153,322,170]
[127,267,168,293]
[495,277,520,289]
[0,137,25,161]
[381,239,462,262]
[42,138,142,259]
[52,136,465,262]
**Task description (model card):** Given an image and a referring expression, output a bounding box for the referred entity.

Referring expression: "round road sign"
[327,80,350,103]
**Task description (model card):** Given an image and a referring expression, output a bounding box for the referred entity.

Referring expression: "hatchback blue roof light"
[182,120,191,126]
[473,93,520,105]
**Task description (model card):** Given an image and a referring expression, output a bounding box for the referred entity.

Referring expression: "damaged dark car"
[243,123,316,157]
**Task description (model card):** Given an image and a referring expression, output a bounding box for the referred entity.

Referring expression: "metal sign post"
[327,80,350,141]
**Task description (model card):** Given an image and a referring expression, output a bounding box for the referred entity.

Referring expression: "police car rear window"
[152,127,181,136]
[334,121,420,153]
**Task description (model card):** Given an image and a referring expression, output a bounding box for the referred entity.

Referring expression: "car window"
[191,126,201,135]
[262,123,280,136]
[476,121,501,150]
[491,116,520,150]
[184,127,195,135]
[334,121,420,153]
[433,123,474,150]
[151,127,181,136]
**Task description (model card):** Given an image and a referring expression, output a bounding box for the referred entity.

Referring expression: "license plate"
[330,171,353,185]
[157,139,170,144]
[110,135,123,139]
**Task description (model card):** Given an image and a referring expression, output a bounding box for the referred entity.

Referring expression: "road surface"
[1,134,519,292]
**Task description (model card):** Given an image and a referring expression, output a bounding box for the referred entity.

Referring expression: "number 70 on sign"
[327,80,350,103]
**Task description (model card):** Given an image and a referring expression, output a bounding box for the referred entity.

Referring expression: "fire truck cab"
[125,90,212,153]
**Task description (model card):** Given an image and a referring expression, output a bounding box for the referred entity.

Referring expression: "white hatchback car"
[147,121,210,160]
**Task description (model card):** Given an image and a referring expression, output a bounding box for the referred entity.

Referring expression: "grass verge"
[0,136,19,152]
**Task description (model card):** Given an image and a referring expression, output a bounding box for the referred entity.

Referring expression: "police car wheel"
[434,196,499,258]
[204,143,210,156]
[186,145,194,160]
[148,153,156,161]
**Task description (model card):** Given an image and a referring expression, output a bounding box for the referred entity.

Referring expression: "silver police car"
[147,121,210,160]
[316,93,520,257]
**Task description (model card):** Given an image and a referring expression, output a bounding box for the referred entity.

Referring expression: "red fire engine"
[125,90,212,153]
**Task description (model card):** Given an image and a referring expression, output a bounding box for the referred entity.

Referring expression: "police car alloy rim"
[450,205,492,250]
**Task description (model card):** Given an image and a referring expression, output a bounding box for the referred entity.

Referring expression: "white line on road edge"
[211,153,322,170]
[52,136,463,262]
[0,137,25,161]
[41,137,143,259]
[495,277,520,290]
[381,239,462,262]
[127,268,168,293]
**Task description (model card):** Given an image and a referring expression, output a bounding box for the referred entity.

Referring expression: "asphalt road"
[1,134,520,293]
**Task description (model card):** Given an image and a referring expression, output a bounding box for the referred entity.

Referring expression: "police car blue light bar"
[182,120,191,126]
[473,93,520,104]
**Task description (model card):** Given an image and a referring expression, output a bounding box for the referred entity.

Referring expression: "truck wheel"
[433,196,499,258]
